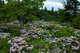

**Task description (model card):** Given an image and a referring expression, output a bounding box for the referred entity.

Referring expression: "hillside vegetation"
[0,20,80,53]
[0,0,80,53]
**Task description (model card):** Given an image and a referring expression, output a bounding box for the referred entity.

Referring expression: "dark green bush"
[71,14,80,29]
[25,14,38,23]
[0,38,10,53]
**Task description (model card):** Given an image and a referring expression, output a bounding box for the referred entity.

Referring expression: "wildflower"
[71,36,74,39]
[18,46,23,51]
[20,29,26,33]
[27,46,33,50]
[21,40,26,44]
[25,45,28,47]
[18,51,21,53]
[13,43,18,47]
[22,51,25,53]
[31,45,33,48]
[39,51,43,53]
[49,40,56,44]
[18,42,22,45]
[17,37,23,41]
[8,40,11,44]
[31,26,34,29]
[10,46,13,52]
[11,48,16,52]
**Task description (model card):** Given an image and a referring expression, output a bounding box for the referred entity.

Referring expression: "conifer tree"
[63,0,80,16]
[51,7,54,16]
[0,0,4,7]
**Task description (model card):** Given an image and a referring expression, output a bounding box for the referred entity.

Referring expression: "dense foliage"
[71,13,80,29]
[0,20,80,53]
[0,0,45,29]
[0,0,80,53]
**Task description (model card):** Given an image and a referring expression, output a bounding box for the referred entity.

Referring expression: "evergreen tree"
[0,0,4,4]
[44,6,47,12]
[8,0,12,2]
[63,0,80,16]
[51,7,54,16]
[0,0,4,7]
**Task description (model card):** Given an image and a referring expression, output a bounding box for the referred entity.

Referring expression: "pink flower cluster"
[7,22,14,26]
[0,26,8,30]
[20,27,51,40]
[49,36,80,52]
[20,29,26,34]
[49,40,56,44]
[31,26,35,29]
[8,37,34,53]
[39,51,43,53]
[20,28,39,39]
[27,45,33,50]
[6,20,20,26]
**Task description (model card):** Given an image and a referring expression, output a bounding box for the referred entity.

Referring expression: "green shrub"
[71,14,80,29]
[5,26,21,36]
[25,14,38,23]
[0,38,11,53]
[26,38,49,53]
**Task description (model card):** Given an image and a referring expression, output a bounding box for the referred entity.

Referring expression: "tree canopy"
[0,0,46,29]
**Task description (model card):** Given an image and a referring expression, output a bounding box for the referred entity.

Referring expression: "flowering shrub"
[25,20,49,28]
[74,30,80,37]
[5,20,80,53]
[0,33,10,38]
[0,26,8,29]
[6,20,19,26]
[20,27,51,40]
[48,36,80,53]
[25,20,75,37]
[0,26,8,32]
[8,37,34,53]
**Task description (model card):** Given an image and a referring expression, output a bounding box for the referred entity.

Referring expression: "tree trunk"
[19,19,23,29]
[74,2,77,16]
[22,17,24,28]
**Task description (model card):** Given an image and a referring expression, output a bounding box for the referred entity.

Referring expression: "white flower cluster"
[52,29,60,33]
[74,30,80,37]
[0,33,10,38]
